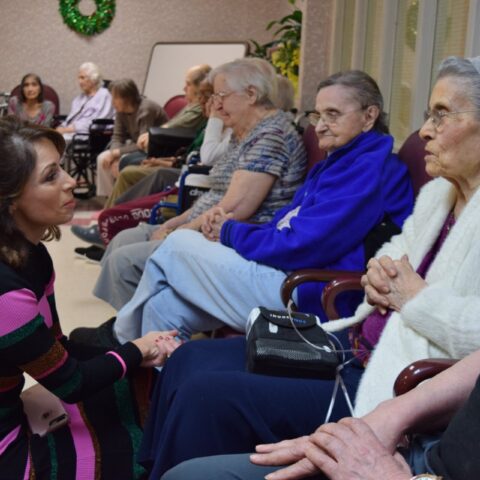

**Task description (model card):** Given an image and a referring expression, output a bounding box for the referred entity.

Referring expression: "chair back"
[397,130,432,197]
[10,84,60,116]
[302,124,326,171]
[163,94,188,119]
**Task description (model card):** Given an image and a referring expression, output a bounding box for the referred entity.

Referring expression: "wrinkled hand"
[137,132,149,151]
[177,216,203,232]
[132,330,183,368]
[251,436,317,479]
[150,225,174,241]
[361,256,398,314]
[383,255,426,312]
[263,418,412,480]
[201,207,233,241]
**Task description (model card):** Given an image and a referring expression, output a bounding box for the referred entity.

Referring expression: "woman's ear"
[363,105,380,131]
[245,86,258,105]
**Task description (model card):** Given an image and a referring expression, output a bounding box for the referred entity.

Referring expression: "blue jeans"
[114,229,289,342]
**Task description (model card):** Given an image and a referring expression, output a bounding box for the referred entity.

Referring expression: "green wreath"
[59,0,116,36]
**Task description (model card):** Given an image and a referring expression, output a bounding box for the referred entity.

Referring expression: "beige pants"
[96,150,115,198]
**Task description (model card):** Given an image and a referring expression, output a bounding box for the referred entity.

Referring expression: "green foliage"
[249,0,302,91]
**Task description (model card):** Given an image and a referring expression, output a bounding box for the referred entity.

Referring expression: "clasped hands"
[132,330,183,368]
[201,207,233,241]
[361,255,427,314]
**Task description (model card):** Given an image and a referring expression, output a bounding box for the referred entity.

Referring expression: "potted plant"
[249,0,302,93]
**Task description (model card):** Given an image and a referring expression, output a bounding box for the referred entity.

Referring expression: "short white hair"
[79,62,102,87]
[209,58,277,107]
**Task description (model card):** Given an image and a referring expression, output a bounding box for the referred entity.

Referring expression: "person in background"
[0,116,181,479]
[8,73,55,127]
[95,78,168,200]
[129,64,212,167]
[56,62,114,140]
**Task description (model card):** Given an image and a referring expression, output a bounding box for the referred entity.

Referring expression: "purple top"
[350,211,456,366]
[62,86,114,134]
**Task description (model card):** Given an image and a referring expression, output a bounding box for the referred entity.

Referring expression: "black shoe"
[69,317,120,349]
[71,224,103,247]
[74,244,105,263]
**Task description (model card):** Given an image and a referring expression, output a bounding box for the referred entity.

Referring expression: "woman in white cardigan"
[160,55,480,480]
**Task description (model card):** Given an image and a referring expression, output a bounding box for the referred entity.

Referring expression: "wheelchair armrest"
[188,164,212,175]
[393,358,458,397]
[281,269,364,319]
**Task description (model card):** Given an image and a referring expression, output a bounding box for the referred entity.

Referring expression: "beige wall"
[0,0,294,111]
[298,0,335,111]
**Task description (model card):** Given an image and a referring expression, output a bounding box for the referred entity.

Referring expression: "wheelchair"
[64,118,114,199]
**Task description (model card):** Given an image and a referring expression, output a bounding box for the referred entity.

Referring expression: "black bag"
[246,307,340,380]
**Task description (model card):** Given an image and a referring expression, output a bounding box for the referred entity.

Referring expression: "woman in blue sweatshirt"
[132,70,414,477]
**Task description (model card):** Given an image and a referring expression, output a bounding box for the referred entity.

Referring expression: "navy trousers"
[138,336,364,477]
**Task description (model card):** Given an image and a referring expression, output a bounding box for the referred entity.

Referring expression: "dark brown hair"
[110,78,142,107]
[20,73,44,103]
[0,116,65,268]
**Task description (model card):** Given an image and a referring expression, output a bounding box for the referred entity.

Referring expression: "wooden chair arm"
[393,358,458,397]
[281,269,364,319]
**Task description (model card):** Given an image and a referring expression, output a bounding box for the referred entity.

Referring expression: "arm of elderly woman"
[200,170,276,240]
[252,348,480,480]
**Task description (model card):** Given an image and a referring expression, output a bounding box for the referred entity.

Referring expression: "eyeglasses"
[307,108,366,127]
[211,91,236,103]
[423,109,480,128]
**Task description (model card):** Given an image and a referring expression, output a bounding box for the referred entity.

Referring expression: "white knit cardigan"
[323,177,480,416]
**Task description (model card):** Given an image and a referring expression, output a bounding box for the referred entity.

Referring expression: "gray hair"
[437,56,480,118]
[79,62,102,87]
[209,58,277,107]
[317,70,389,134]
[275,75,295,112]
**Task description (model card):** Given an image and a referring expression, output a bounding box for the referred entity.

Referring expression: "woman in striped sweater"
[0,116,181,479]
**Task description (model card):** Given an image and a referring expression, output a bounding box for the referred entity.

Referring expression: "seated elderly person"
[124,64,211,169]
[56,62,114,140]
[67,58,306,323]
[163,349,480,480]
[126,57,480,478]
[94,78,168,200]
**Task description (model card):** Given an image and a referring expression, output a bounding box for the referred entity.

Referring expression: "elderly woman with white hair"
[56,62,114,140]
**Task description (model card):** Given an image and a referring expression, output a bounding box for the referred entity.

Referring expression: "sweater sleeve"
[110,112,130,151]
[0,287,142,404]
[199,117,232,166]
[402,284,480,358]
[220,150,390,271]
